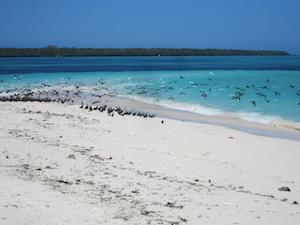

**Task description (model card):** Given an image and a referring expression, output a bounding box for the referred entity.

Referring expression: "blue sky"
[0,0,299,53]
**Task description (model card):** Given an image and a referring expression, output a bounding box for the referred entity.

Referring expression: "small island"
[0,47,289,57]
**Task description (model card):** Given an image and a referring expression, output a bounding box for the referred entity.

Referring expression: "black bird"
[179,92,186,95]
[234,91,244,97]
[190,82,199,87]
[235,87,245,91]
[260,86,270,91]
[274,91,281,96]
[200,92,208,98]
[289,84,296,89]
[231,95,241,101]
[264,97,271,103]
[179,75,184,79]
[266,78,270,83]
[257,92,267,98]
[41,83,50,87]
[250,100,256,106]
[296,90,300,96]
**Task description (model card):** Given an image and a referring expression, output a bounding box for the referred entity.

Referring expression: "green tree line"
[0,47,289,57]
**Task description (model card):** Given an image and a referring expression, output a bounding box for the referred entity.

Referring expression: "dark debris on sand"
[278,186,291,192]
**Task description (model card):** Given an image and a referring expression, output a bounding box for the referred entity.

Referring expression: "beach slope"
[0,102,299,225]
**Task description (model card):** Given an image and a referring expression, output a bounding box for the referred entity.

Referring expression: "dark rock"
[67,154,76,159]
[140,209,155,216]
[23,164,30,169]
[278,186,291,192]
[179,217,188,223]
[165,202,176,208]
[56,179,73,185]
[164,202,184,209]
[131,189,139,194]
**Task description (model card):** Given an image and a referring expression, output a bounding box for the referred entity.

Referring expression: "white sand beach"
[0,101,300,225]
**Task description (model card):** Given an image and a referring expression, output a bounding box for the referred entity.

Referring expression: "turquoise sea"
[0,56,300,123]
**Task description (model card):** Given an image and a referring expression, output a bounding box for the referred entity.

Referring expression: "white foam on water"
[158,100,223,116]
[121,94,300,128]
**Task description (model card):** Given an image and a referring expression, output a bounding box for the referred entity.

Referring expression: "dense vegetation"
[0,47,289,57]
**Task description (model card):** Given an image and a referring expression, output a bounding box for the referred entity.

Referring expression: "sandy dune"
[0,102,299,225]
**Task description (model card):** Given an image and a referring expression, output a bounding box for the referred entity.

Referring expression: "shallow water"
[0,56,300,124]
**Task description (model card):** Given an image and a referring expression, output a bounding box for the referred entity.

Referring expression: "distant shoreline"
[0,48,289,57]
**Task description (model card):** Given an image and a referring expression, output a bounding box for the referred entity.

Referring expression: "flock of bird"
[121,74,300,107]
[1,73,300,109]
